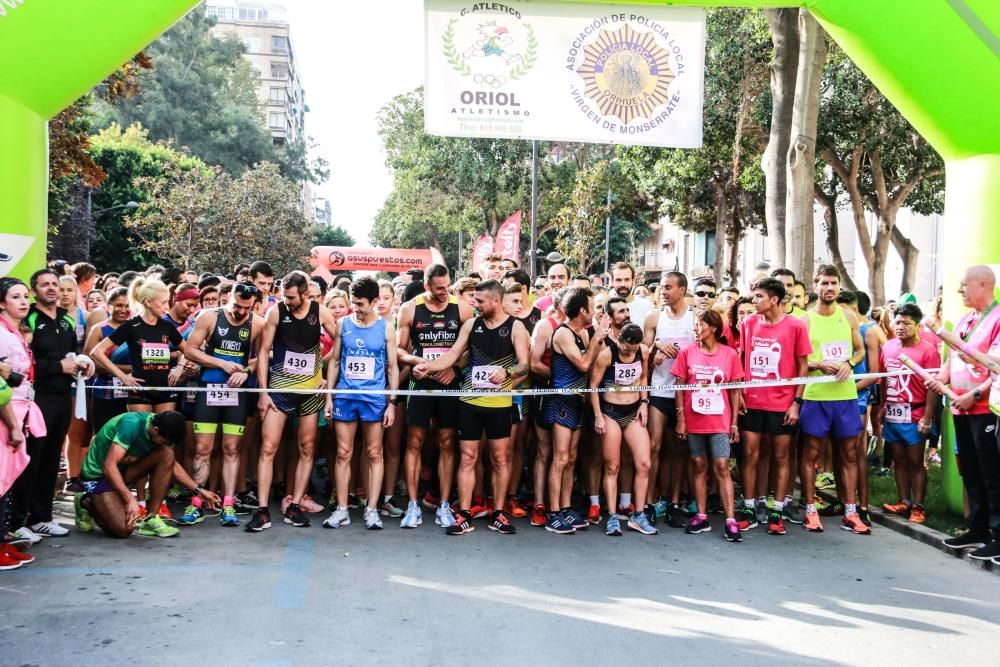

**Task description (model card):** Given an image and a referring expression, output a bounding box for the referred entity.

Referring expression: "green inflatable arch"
[1,0,997,512]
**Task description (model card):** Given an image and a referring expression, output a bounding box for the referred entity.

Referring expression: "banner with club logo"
[424,0,705,147]
[493,211,521,261]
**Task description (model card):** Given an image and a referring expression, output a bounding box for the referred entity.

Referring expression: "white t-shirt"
[650,307,695,399]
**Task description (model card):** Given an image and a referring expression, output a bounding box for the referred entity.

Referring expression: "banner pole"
[530,139,539,281]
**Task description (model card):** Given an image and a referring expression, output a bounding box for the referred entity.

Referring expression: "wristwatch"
[639,399,649,404]
[973,389,983,401]
[794,397,805,405]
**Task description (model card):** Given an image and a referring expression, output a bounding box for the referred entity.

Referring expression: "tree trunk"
[712,181,728,286]
[890,224,920,295]
[762,8,799,269]
[814,184,857,290]
[784,9,827,285]
[727,211,742,286]
[868,209,896,305]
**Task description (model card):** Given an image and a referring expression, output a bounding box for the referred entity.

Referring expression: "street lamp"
[85,193,139,262]
[91,200,139,217]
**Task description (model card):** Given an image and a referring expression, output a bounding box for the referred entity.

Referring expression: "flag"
[493,211,521,263]
[473,234,494,275]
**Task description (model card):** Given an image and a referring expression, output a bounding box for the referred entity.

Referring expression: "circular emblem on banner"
[328,251,346,267]
[576,24,675,125]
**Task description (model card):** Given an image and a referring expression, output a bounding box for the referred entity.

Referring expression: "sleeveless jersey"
[93,323,131,400]
[536,316,559,387]
[804,308,858,401]
[551,323,587,392]
[856,321,875,404]
[337,315,388,401]
[650,308,695,399]
[462,316,517,408]
[200,308,253,385]
[269,301,322,391]
[602,341,643,390]
[410,294,461,389]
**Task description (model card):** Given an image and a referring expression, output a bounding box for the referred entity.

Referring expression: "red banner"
[309,246,445,282]
[493,211,521,262]
[473,234,494,275]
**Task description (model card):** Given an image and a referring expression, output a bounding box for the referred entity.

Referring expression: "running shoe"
[782,503,804,525]
[232,495,253,516]
[767,512,786,535]
[627,512,658,536]
[166,484,184,502]
[815,472,836,490]
[421,492,441,510]
[138,515,179,538]
[652,499,670,520]
[858,507,873,527]
[616,503,635,518]
[545,512,575,535]
[736,508,758,532]
[587,504,601,524]
[283,503,311,528]
[909,505,926,524]
[322,506,351,529]
[882,501,911,516]
[245,509,272,532]
[435,502,455,528]
[485,497,495,514]
[707,494,723,515]
[505,496,528,519]
[803,510,823,532]
[64,477,84,494]
[2,543,34,564]
[818,500,844,517]
[841,513,871,535]
[942,529,988,550]
[364,507,384,530]
[470,498,489,519]
[969,538,1000,561]
[754,500,768,526]
[300,495,325,514]
[606,514,622,536]
[74,492,93,532]
[563,508,588,531]
[379,497,404,518]
[400,501,423,529]
[220,505,239,527]
[446,510,475,536]
[667,503,687,528]
[530,504,547,527]
[643,504,657,527]
[685,515,711,534]
[236,489,259,509]
[10,527,43,544]
[177,505,204,525]
[488,510,516,535]
[347,493,361,509]
[683,499,698,516]
[0,550,23,570]
[724,521,743,542]
[29,521,69,537]
[138,500,173,521]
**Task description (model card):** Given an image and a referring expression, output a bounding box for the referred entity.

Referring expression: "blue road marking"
[272,537,316,609]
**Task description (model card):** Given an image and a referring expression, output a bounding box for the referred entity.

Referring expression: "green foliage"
[310,224,355,248]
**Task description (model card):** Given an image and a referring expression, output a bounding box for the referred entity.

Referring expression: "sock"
[773,499,784,512]
[223,495,234,507]
[589,495,600,507]
[845,503,857,517]
[783,495,794,506]
[806,503,817,514]
[696,513,708,521]
[191,495,203,509]
[725,517,737,526]
[620,493,631,507]
[744,498,754,510]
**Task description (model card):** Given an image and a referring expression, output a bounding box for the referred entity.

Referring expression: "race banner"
[309,246,446,279]
[473,234,494,274]
[493,211,521,261]
[424,1,705,147]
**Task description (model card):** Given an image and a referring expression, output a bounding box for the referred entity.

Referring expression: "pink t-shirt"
[535,295,553,314]
[949,303,1000,415]
[740,313,812,411]
[881,337,939,422]
[672,344,743,434]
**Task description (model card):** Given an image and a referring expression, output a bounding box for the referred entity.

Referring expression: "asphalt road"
[2,504,998,667]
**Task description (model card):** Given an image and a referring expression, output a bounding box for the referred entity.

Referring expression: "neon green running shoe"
[138,515,179,538]
[74,492,93,532]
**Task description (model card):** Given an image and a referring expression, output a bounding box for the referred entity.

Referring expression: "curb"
[818,490,999,577]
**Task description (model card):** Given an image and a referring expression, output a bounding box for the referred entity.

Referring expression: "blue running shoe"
[606,514,622,536]
[178,504,203,525]
[220,505,239,527]
[545,512,575,534]
[652,499,670,520]
[628,511,658,535]
[435,501,456,528]
[400,501,422,529]
[562,508,588,531]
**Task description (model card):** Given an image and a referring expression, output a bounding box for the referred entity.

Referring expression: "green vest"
[804,308,858,402]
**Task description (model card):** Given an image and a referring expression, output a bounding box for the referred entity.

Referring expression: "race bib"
[206,383,239,407]
[821,340,850,363]
[885,402,912,424]
[141,342,170,365]
[750,344,780,378]
[344,356,375,381]
[112,377,128,399]
[614,361,642,386]
[423,347,449,362]
[283,351,315,376]
[471,365,502,389]
[692,388,724,415]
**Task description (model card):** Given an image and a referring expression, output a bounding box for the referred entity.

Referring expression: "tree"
[127,161,313,275]
[310,224,355,248]
[815,47,945,304]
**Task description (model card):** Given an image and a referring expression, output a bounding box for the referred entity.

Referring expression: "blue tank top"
[93,323,132,400]
[551,323,587,391]
[337,315,387,402]
[856,321,874,405]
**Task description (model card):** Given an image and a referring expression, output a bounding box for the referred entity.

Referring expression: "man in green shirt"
[75,411,220,538]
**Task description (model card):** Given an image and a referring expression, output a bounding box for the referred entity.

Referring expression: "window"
[271,35,288,54]
[270,87,287,104]
[270,62,288,79]
[243,37,261,52]
[269,112,286,130]
[238,7,268,21]
[207,6,235,20]
[704,230,716,267]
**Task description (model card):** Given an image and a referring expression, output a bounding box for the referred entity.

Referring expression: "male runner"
[528,289,566,525]
[324,276,399,530]
[544,287,609,534]
[182,282,263,527]
[798,265,868,534]
[394,264,473,528]
[414,280,530,536]
[246,271,339,532]
[737,278,811,535]
[771,268,808,319]
[535,263,568,314]
[74,411,220,539]
[643,271,694,527]
[483,253,505,281]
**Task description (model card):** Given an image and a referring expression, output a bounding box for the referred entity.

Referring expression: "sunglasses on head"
[234,282,260,298]
[695,290,716,298]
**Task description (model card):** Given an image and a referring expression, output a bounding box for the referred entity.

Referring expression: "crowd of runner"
[2,254,1000,570]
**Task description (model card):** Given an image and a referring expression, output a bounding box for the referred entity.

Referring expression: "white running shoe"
[400,502,422,529]
[322,506,351,529]
[11,526,43,544]
[435,501,456,527]
[364,507,384,530]
[30,521,70,537]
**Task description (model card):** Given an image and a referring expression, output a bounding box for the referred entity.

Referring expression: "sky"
[286,0,424,245]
